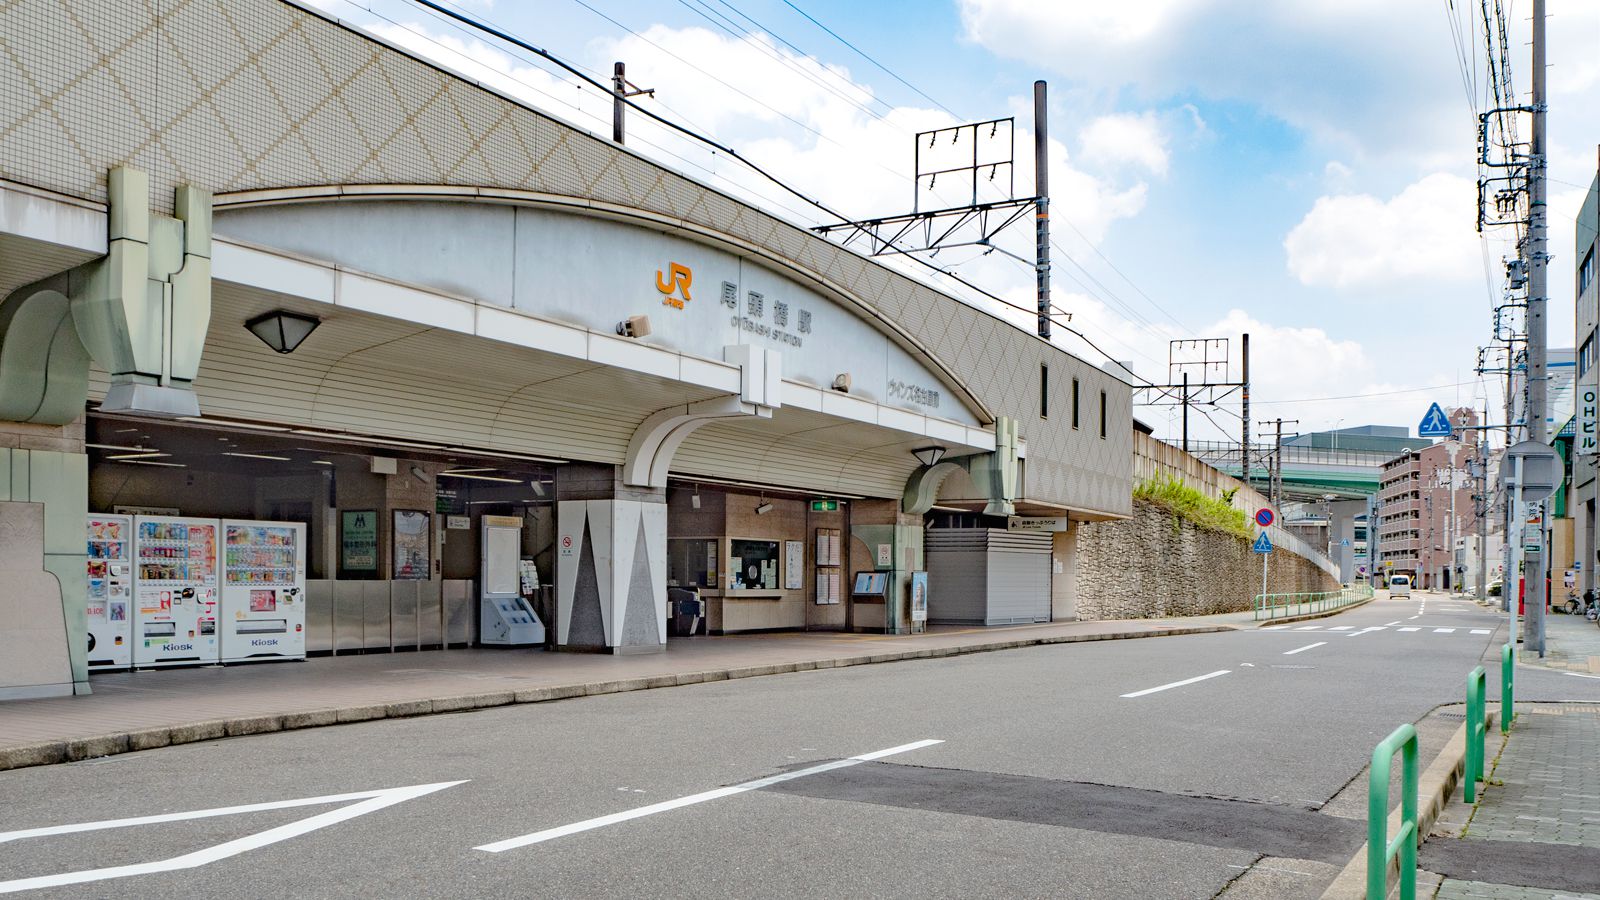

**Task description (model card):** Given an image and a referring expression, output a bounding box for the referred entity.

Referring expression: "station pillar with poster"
[480,515,544,646]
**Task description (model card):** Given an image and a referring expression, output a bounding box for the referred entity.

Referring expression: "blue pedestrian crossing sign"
[1418,402,1452,438]
[1252,532,1273,554]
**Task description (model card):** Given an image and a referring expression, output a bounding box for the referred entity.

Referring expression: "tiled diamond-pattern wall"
[0,0,1132,516]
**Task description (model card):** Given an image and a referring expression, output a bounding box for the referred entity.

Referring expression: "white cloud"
[1079,113,1169,176]
[1283,173,1479,287]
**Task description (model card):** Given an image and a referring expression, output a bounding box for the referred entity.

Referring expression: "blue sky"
[309,0,1600,443]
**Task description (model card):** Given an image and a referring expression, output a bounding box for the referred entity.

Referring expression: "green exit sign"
[811,499,838,512]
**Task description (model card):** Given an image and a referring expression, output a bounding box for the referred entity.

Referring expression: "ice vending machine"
[220,520,307,663]
[85,514,133,669]
[133,515,221,667]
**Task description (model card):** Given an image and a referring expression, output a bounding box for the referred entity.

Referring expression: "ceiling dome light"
[246,310,321,354]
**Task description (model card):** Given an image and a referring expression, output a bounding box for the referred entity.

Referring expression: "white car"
[1388,574,1412,598]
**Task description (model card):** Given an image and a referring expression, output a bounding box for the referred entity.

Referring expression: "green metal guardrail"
[1367,723,1419,900]
[1464,665,1487,803]
[1254,584,1374,621]
[1501,643,1515,734]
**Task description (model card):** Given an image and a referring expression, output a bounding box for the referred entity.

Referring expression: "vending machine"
[133,515,221,667]
[85,514,133,669]
[219,520,307,663]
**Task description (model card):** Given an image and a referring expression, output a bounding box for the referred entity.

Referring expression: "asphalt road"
[1,591,1594,899]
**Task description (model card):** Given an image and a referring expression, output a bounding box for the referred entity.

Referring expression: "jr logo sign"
[656,262,692,309]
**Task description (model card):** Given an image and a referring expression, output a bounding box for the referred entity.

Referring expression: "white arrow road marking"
[1121,670,1231,699]
[0,781,465,894]
[475,740,942,853]
[1283,642,1326,655]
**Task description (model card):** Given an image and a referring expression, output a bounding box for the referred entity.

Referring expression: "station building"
[0,0,1132,699]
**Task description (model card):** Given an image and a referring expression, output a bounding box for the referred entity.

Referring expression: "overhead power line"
[1253,380,1481,406]
[778,0,960,118]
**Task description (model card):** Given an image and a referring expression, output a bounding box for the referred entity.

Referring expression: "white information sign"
[784,540,804,590]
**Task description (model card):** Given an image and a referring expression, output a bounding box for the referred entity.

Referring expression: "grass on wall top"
[1133,475,1252,540]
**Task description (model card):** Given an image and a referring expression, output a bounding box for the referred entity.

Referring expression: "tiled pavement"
[1436,883,1600,900]
[0,611,1257,766]
[1424,704,1600,899]
[1527,613,1600,674]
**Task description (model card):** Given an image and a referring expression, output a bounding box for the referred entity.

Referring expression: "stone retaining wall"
[1077,500,1339,619]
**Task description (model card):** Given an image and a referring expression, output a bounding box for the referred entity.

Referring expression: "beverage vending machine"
[133,515,221,667]
[85,514,133,669]
[220,520,306,663]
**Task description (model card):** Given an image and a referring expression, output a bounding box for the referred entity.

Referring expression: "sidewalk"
[1466,594,1600,674]
[0,611,1254,771]
[1421,702,1600,899]
[1527,612,1600,675]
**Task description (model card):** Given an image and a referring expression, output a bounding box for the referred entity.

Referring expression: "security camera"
[616,315,652,338]
[832,373,851,393]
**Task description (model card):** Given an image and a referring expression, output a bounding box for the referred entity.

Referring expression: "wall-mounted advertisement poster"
[340,510,378,573]
[393,510,431,580]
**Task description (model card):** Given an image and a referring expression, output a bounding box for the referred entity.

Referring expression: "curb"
[1254,594,1375,628]
[1317,709,1493,900]
[0,623,1234,773]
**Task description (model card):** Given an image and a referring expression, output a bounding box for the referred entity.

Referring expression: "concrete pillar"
[1328,500,1364,584]
[1051,523,1078,620]
[849,499,923,634]
[553,464,666,654]
[0,424,90,696]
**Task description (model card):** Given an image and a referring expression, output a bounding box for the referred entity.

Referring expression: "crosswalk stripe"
[1294,626,1322,631]
[1399,627,1420,632]
[1471,629,1491,635]
[1328,626,1354,631]
[1433,628,1455,633]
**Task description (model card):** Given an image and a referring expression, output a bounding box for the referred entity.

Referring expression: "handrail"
[1367,723,1419,900]
[1501,643,1515,734]
[1253,584,1373,621]
[1464,666,1487,802]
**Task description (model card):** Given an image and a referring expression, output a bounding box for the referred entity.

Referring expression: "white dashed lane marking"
[1283,642,1326,655]
[1254,624,1495,638]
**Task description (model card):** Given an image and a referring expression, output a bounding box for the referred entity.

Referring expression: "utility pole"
[1180,372,1189,452]
[1525,0,1549,654]
[1446,441,1462,593]
[1478,400,1490,601]
[1241,333,1251,490]
[610,61,655,145]
[1256,417,1298,509]
[1034,80,1051,340]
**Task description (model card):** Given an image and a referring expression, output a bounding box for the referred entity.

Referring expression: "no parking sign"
[1255,508,1275,528]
